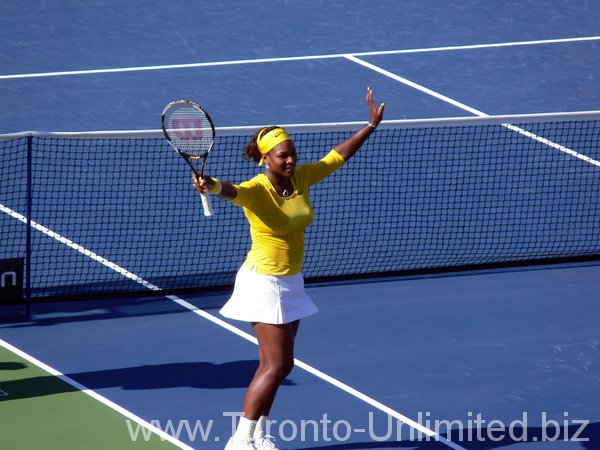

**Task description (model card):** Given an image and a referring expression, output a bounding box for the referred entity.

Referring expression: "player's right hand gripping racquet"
[161,100,216,217]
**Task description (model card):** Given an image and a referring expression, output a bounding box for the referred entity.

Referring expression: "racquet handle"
[200,191,214,217]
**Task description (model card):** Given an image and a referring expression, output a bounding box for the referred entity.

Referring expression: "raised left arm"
[334,87,385,161]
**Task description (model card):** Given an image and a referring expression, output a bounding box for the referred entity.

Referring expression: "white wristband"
[208,178,223,195]
[367,122,377,129]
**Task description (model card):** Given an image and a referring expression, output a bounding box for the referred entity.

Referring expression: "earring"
[266,163,270,169]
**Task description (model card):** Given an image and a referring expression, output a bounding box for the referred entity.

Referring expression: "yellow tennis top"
[229,149,345,275]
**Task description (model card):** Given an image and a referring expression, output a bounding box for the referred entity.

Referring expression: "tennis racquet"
[161,100,216,217]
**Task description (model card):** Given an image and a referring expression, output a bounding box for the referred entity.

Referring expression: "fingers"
[366,86,374,105]
[366,86,385,127]
[192,173,209,192]
[366,86,384,111]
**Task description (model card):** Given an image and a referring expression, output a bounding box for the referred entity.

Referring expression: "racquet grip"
[200,191,214,217]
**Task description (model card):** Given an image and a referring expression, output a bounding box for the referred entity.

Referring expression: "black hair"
[243,125,279,163]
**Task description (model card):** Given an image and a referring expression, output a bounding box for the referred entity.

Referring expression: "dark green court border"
[0,345,189,450]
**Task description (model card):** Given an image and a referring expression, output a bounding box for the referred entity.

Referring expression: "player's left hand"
[366,87,385,128]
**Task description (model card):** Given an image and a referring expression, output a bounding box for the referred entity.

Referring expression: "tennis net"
[1,111,600,300]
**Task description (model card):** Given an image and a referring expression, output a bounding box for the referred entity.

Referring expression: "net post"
[25,135,32,317]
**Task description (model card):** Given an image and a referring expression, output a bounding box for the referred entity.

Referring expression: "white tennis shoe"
[224,437,257,450]
[253,432,278,450]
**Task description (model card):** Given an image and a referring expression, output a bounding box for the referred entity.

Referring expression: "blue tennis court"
[2,1,600,449]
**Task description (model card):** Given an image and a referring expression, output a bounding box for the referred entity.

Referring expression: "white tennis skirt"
[219,264,318,325]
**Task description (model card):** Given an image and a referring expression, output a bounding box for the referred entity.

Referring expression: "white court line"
[0,337,195,450]
[345,55,600,168]
[0,200,465,450]
[0,204,161,292]
[345,55,487,117]
[1,35,599,80]
[502,123,600,167]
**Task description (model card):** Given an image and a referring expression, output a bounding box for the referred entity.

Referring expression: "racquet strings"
[165,104,214,159]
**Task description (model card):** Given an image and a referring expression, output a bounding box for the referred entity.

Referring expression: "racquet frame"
[161,100,216,216]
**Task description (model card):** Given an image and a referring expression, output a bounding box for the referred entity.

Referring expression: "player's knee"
[266,358,294,382]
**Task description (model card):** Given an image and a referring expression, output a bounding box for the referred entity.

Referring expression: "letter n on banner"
[0,258,24,303]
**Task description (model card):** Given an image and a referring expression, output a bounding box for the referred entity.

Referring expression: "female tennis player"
[194,88,384,450]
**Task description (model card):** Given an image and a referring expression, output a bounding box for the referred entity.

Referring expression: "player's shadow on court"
[301,422,599,450]
[0,360,295,401]
[71,360,295,390]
